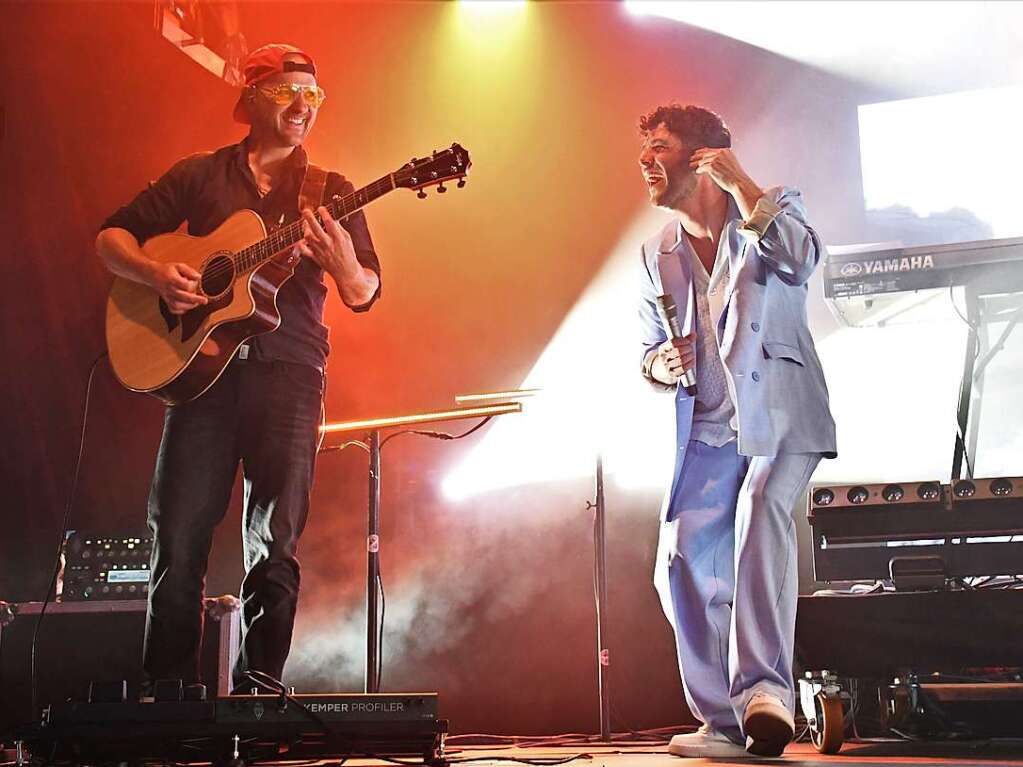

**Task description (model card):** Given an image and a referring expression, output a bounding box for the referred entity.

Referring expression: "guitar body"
[105,209,299,405]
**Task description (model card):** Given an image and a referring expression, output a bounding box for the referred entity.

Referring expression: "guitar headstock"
[394,143,471,198]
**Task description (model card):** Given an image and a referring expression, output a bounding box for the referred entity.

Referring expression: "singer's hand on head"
[652,335,696,385]
[690,148,764,220]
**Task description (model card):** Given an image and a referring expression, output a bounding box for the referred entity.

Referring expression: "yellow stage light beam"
[438,0,534,71]
[459,0,527,12]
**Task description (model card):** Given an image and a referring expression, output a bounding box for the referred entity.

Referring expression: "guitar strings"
[197,176,397,287]
[201,176,392,282]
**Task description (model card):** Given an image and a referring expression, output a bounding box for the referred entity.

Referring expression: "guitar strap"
[298,162,329,212]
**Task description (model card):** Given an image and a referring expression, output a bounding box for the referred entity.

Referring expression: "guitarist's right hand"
[150,262,208,315]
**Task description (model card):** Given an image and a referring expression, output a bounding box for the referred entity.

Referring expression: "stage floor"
[438,740,1023,767]
[6,738,1023,767]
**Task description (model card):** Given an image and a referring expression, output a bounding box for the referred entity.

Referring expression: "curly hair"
[638,104,731,150]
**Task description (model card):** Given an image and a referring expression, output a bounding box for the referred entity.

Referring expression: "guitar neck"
[235,173,395,272]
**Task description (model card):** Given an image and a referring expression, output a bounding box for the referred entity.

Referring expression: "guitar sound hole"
[201,255,235,298]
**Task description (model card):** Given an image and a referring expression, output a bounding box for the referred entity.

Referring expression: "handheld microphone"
[655,294,697,397]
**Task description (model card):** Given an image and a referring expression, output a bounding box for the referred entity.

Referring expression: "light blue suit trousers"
[653,440,820,743]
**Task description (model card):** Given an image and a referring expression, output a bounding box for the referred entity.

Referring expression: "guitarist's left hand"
[297,206,357,276]
[297,206,380,307]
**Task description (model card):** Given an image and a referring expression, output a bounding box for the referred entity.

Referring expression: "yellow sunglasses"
[255,83,327,109]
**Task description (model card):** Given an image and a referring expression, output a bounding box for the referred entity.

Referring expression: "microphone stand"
[587,454,611,741]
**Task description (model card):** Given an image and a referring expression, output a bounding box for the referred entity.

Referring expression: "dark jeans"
[142,358,324,691]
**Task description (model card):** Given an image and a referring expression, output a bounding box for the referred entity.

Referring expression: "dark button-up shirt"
[101,139,381,370]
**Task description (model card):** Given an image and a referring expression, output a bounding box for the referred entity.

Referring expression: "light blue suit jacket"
[639,187,837,513]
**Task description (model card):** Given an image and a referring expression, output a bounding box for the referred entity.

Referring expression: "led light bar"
[454,388,541,404]
[809,480,946,510]
[950,476,1023,503]
[320,402,522,434]
[808,475,1023,582]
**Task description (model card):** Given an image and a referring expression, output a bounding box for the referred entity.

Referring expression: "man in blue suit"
[636,104,837,758]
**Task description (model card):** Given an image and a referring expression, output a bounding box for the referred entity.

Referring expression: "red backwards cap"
[232,43,317,124]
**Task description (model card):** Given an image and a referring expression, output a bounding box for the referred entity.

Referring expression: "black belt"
[234,344,324,375]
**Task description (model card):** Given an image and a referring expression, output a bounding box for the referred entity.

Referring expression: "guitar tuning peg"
[457,178,466,188]
[417,189,427,199]
[437,183,447,193]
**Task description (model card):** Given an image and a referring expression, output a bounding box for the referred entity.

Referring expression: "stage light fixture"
[812,488,835,507]
[154,0,246,86]
[952,480,976,498]
[847,486,869,504]
[917,482,942,501]
[882,483,905,503]
[990,478,1014,496]
[948,476,1023,507]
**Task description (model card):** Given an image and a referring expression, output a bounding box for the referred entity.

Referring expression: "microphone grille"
[656,293,677,314]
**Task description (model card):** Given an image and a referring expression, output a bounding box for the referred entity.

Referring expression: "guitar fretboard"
[234,174,395,272]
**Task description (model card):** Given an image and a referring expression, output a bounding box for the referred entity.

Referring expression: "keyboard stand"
[951,284,1023,479]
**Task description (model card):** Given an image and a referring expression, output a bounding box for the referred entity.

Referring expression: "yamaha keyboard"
[823,236,1023,327]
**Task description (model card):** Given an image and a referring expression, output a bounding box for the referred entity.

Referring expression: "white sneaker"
[742,692,795,757]
[668,725,750,758]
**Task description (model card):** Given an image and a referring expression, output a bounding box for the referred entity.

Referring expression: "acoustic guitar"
[105,144,470,405]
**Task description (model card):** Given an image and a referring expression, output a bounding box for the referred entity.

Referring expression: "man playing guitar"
[96,44,380,694]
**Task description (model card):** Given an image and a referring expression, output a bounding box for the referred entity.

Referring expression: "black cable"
[850,677,861,741]
[447,756,593,766]
[949,283,980,334]
[955,425,975,479]
[29,351,107,720]
[246,668,285,691]
[380,416,494,448]
[243,670,334,737]
[377,570,386,691]
[375,755,595,767]
[322,415,495,454]
[948,282,997,480]
[319,440,371,455]
[447,729,677,747]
